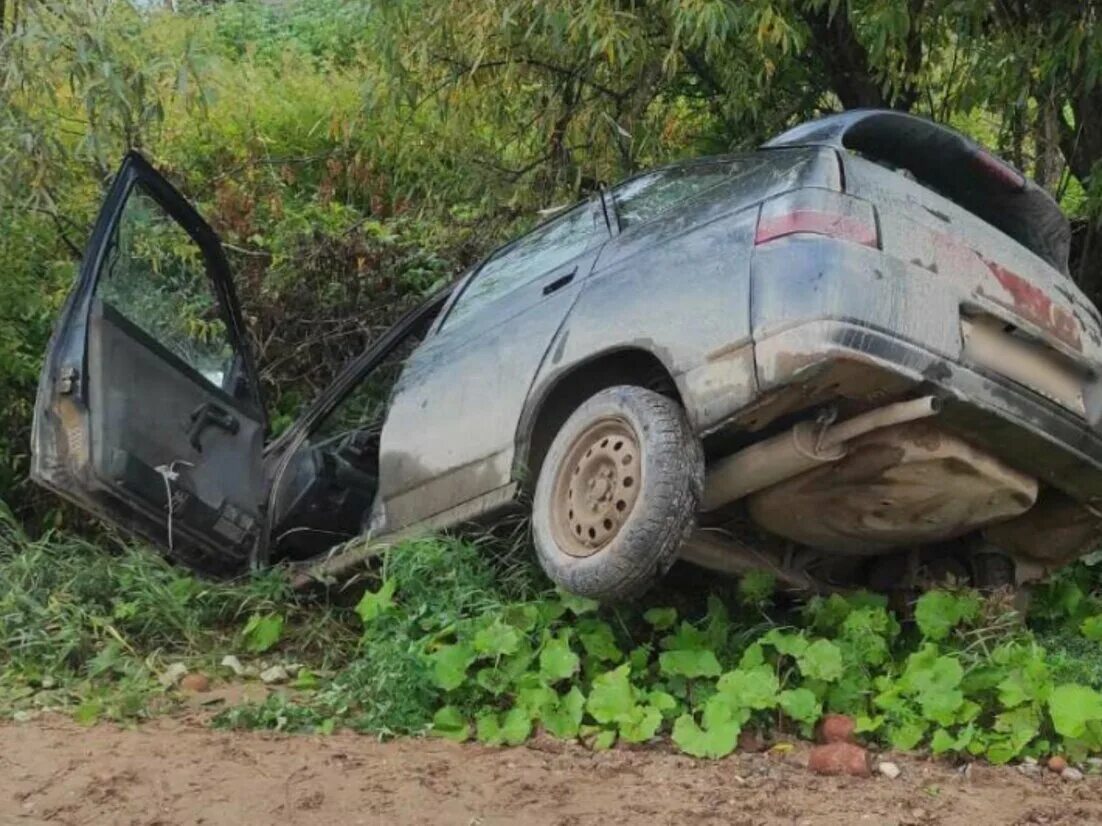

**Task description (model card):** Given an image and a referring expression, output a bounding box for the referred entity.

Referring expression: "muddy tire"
[531,385,703,601]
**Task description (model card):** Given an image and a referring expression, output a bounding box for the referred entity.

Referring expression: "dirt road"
[3,716,1101,825]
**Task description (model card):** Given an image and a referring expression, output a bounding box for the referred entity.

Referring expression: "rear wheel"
[531,385,703,601]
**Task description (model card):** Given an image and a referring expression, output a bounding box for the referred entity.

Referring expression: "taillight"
[971,149,1026,192]
[755,189,879,249]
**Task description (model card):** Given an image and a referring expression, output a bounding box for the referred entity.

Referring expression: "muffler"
[701,395,941,511]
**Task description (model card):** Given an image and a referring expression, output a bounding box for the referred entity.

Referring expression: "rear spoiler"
[763,110,1071,275]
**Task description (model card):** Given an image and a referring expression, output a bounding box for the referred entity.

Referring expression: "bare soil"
[3,716,1102,826]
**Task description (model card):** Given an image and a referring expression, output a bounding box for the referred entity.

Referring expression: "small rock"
[220,655,247,676]
[817,713,857,744]
[1087,757,1102,770]
[877,761,901,780]
[1048,755,1068,774]
[179,672,211,693]
[12,710,34,723]
[1062,767,1084,782]
[158,662,188,688]
[738,728,767,753]
[259,665,289,685]
[808,742,871,777]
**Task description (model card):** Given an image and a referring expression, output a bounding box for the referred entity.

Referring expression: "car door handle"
[187,402,239,452]
[542,268,576,296]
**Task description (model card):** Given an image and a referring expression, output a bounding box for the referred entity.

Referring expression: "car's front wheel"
[531,385,704,601]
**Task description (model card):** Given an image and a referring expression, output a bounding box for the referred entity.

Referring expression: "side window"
[443,202,601,328]
[613,162,738,229]
[310,324,428,446]
[96,183,236,390]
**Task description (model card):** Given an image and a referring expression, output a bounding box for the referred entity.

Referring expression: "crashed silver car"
[32,109,1102,600]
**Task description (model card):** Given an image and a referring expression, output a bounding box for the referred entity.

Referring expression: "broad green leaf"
[887,718,927,751]
[475,712,501,745]
[647,690,678,715]
[855,714,885,733]
[586,664,635,724]
[997,661,1052,708]
[473,620,521,657]
[430,643,475,691]
[558,591,599,616]
[500,707,533,745]
[539,632,580,683]
[985,737,1021,765]
[475,708,531,746]
[914,591,979,641]
[671,713,740,759]
[591,729,617,751]
[1049,684,1102,739]
[900,649,965,725]
[661,621,709,652]
[619,704,662,743]
[502,603,540,632]
[1080,615,1102,642]
[578,619,623,663]
[796,639,843,682]
[716,666,779,710]
[778,688,820,725]
[542,687,586,739]
[760,629,808,658]
[355,578,396,624]
[474,666,512,695]
[738,643,765,670]
[242,612,284,654]
[659,648,722,679]
[515,678,556,713]
[628,645,651,673]
[840,607,895,666]
[930,725,974,755]
[702,691,751,731]
[644,607,678,630]
[431,706,470,742]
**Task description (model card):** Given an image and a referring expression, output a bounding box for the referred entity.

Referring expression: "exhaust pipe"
[701,395,941,511]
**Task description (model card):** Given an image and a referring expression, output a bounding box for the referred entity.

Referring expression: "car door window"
[613,162,739,229]
[96,183,236,390]
[311,330,425,447]
[442,201,602,329]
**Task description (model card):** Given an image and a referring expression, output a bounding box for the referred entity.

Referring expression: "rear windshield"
[612,161,739,229]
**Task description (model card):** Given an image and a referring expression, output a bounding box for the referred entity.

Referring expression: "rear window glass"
[613,162,738,229]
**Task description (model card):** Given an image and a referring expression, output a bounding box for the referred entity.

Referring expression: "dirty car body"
[32,110,1102,595]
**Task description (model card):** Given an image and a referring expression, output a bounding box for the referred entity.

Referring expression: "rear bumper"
[754,318,1102,502]
[748,234,1102,502]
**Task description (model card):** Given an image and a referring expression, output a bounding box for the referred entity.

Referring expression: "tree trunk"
[801,5,890,110]
[1034,100,1062,193]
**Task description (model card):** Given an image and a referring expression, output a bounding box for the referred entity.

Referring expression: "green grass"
[4,497,1102,764]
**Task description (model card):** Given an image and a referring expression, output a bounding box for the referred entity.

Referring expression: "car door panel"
[87,300,264,544]
[377,204,607,532]
[378,266,591,529]
[543,206,759,434]
[32,153,264,572]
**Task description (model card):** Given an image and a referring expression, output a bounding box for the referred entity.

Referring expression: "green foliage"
[4,505,1102,765]
[223,540,1102,764]
[240,613,284,654]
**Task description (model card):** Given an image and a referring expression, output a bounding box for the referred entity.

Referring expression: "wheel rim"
[550,416,642,558]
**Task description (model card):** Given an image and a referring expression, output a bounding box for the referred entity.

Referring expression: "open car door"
[32,153,266,575]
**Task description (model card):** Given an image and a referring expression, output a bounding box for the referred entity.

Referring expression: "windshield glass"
[613,161,740,229]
